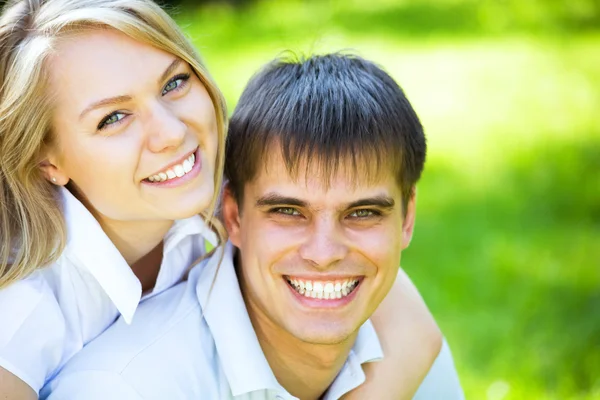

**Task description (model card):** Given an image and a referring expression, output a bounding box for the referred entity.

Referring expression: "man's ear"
[38,147,69,186]
[401,187,417,250]
[222,184,242,247]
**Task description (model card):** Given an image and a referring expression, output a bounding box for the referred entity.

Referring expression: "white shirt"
[0,187,216,394]
[41,243,383,399]
[43,243,464,400]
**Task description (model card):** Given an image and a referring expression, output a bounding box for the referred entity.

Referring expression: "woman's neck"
[70,185,175,290]
[98,217,173,266]
[130,239,164,293]
[99,217,174,292]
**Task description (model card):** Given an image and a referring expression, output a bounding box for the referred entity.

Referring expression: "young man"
[43,54,463,399]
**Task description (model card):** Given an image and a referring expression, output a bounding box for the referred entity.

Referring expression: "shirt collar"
[150,214,217,297]
[195,242,287,397]
[323,319,383,400]
[164,215,217,253]
[60,187,216,324]
[60,187,141,324]
[194,241,383,398]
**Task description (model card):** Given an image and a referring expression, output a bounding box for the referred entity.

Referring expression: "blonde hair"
[0,0,227,289]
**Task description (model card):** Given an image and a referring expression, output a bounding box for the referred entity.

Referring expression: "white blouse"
[0,187,216,394]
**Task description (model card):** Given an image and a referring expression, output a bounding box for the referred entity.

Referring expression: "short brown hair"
[225,53,426,214]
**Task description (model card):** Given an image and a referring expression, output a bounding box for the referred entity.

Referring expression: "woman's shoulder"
[0,272,67,394]
[0,252,131,394]
[0,271,65,334]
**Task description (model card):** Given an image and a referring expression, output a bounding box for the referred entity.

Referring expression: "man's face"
[223,150,416,345]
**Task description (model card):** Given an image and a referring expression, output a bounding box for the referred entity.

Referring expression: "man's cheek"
[262,226,298,249]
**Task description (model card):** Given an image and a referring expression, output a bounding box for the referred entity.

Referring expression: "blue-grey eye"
[162,73,190,95]
[98,112,126,130]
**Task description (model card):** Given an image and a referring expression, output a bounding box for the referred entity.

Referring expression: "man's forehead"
[250,149,399,198]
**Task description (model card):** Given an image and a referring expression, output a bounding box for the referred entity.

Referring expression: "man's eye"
[348,209,378,218]
[273,207,301,216]
[97,112,126,130]
[162,73,190,95]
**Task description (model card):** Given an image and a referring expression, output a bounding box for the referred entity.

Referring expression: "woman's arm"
[342,268,442,400]
[0,367,37,400]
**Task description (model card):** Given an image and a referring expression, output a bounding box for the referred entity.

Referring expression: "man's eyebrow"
[347,196,395,209]
[255,193,307,208]
[78,58,182,121]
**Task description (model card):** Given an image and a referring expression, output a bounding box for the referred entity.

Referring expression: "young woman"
[0,0,442,399]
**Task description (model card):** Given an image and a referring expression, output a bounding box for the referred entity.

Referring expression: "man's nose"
[298,216,348,269]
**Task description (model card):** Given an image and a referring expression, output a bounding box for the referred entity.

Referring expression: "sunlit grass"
[174,1,600,398]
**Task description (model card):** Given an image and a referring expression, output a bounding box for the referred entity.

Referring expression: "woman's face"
[44,29,218,223]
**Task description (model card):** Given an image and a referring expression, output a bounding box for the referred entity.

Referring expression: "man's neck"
[245,298,358,400]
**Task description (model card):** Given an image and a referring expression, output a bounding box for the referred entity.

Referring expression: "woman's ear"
[221,184,242,247]
[401,187,417,250]
[38,148,69,186]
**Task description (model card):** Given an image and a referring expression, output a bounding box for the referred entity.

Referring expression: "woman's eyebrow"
[78,58,182,121]
[79,95,132,120]
[158,58,181,85]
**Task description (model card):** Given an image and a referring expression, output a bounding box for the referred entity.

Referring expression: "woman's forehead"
[47,29,179,112]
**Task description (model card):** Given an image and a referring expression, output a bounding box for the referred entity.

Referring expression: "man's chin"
[285,322,358,346]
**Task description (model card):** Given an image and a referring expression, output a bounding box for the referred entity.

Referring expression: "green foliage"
[174,1,600,398]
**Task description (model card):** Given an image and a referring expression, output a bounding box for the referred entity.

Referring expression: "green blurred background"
[169,0,599,398]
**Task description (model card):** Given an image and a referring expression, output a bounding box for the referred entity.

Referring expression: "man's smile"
[285,276,361,299]
[283,275,364,308]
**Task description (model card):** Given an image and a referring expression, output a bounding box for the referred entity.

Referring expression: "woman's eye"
[97,112,126,130]
[162,73,190,95]
[349,209,377,218]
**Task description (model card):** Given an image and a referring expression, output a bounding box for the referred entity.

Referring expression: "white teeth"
[147,152,197,183]
[183,159,192,173]
[174,165,184,177]
[287,277,359,300]
[324,282,334,293]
